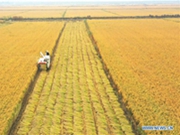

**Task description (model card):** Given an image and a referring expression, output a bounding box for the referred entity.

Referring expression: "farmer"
[44,51,50,69]
[37,51,51,70]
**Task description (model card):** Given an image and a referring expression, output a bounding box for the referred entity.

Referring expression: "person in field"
[44,51,50,69]
[37,51,51,70]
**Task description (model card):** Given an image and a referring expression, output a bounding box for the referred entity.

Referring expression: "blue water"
[0,1,179,6]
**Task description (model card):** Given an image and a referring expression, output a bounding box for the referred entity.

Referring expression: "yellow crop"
[0,7,66,18]
[106,8,180,16]
[88,19,180,135]
[65,9,117,17]
[14,21,134,135]
[0,5,178,18]
[0,21,64,135]
[16,10,65,18]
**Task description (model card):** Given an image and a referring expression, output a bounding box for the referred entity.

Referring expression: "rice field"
[0,21,64,135]
[14,21,134,135]
[0,3,179,135]
[88,19,180,135]
[0,5,179,18]
[65,9,117,17]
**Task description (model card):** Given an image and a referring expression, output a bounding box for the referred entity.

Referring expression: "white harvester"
[37,51,51,71]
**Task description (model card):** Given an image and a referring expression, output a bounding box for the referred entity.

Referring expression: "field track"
[11,21,134,135]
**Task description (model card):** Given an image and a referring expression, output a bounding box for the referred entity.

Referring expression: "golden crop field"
[104,5,180,16]
[0,9,116,18]
[1,3,179,135]
[88,19,180,135]
[13,21,134,135]
[65,5,180,18]
[164,18,180,23]
[0,10,65,18]
[16,10,65,18]
[0,5,179,18]
[0,6,67,18]
[106,8,180,16]
[65,9,117,17]
[0,21,64,135]
[0,11,23,18]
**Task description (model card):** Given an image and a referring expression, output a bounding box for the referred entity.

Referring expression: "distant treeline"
[1,14,180,21]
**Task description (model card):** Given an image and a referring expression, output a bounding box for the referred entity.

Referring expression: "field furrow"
[13,21,134,135]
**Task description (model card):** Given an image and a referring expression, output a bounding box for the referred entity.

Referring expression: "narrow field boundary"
[62,9,67,18]
[101,9,119,16]
[8,22,66,135]
[84,20,146,135]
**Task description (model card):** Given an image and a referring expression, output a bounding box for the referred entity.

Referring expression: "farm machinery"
[37,51,51,71]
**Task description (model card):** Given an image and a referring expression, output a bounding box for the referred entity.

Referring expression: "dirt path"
[12,21,134,135]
